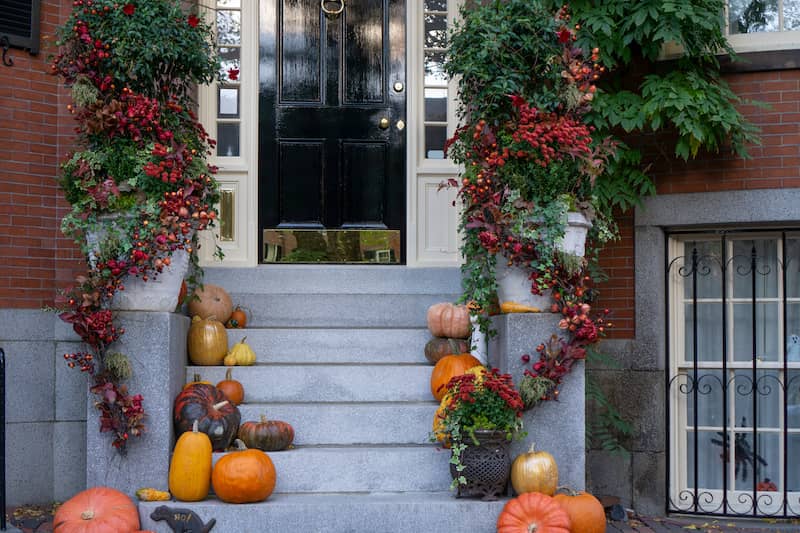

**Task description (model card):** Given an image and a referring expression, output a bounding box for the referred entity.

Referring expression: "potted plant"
[445,0,617,319]
[51,0,221,451]
[434,367,524,500]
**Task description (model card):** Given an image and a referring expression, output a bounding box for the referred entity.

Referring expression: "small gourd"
[135,488,171,501]
[224,337,256,366]
[169,420,212,502]
[216,368,244,405]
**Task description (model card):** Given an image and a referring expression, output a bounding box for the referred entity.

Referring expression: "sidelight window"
[215,0,242,157]
[422,0,449,159]
[667,231,800,518]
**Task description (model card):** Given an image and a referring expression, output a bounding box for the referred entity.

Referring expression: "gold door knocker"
[321,0,345,15]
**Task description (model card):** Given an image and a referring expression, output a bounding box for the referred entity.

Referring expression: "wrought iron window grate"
[666,230,800,518]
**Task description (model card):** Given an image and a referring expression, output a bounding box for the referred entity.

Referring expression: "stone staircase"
[139,266,509,532]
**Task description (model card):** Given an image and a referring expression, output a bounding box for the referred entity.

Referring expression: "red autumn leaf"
[122,3,135,16]
[227,68,240,81]
[557,27,571,43]
[187,14,200,28]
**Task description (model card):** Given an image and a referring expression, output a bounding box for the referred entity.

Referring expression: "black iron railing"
[666,230,800,518]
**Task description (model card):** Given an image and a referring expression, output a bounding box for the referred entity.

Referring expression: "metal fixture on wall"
[1,36,12,67]
[321,0,345,15]
[219,189,235,241]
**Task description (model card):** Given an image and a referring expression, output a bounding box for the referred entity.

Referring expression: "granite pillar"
[489,313,585,491]
[86,312,189,495]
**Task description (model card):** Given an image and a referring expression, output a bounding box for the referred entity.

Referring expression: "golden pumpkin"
[187,316,228,366]
[511,443,559,496]
[224,337,256,366]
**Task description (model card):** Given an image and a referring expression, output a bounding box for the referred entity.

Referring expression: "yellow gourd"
[135,488,171,501]
[168,420,212,502]
[225,337,256,366]
[499,301,541,314]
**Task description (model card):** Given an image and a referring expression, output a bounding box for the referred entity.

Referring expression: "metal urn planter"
[450,430,512,501]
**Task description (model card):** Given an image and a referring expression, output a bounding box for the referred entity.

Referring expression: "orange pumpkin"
[226,306,248,328]
[430,353,482,401]
[53,486,140,533]
[552,489,606,533]
[497,492,571,533]
[426,302,471,338]
[216,368,244,405]
[188,284,233,324]
[510,443,559,496]
[212,439,276,504]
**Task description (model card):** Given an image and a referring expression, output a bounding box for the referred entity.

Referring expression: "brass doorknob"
[379,117,390,129]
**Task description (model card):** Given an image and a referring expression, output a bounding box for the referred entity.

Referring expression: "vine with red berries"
[51,0,221,452]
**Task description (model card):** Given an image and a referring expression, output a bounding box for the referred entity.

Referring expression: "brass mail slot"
[219,189,234,241]
[263,229,400,263]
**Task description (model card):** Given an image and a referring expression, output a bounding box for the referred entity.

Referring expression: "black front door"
[259,0,406,263]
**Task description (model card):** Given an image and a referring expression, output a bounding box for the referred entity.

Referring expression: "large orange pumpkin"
[510,443,559,496]
[426,302,471,338]
[552,489,607,533]
[430,353,482,401]
[53,486,140,533]
[212,440,277,504]
[497,492,571,533]
[188,283,233,323]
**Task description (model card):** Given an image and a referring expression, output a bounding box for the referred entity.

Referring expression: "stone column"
[489,313,585,491]
[86,312,189,495]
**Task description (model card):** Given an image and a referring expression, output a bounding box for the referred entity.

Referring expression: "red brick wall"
[0,1,82,309]
[597,69,800,339]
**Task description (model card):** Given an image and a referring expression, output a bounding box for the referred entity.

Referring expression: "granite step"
[139,492,506,533]
[236,402,438,445]
[222,327,432,364]
[187,364,435,403]
[202,265,463,294]
[212,445,452,493]
[229,292,459,328]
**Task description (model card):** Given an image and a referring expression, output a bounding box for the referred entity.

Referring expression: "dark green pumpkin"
[424,337,471,364]
[238,415,294,451]
[174,383,241,451]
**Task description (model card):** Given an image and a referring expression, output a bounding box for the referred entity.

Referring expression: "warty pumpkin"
[187,283,233,323]
[238,415,294,451]
[496,492,571,533]
[426,302,472,338]
[187,316,228,366]
[174,383,241,451]
[216,368,244,405]
[168,420,212,502]
[430,353,482,401]
[552,488,606,533]
[53,486,140,533]
[224,337,256,366]
[212,439,277,504]
[424,337,471,365]
[511,443,559,496]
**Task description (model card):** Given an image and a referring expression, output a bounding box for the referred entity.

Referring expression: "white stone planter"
[86,214,189,312]
[110,248,189,312]
[495,211,592,307]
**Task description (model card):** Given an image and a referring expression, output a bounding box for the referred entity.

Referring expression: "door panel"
[259,0,405,262]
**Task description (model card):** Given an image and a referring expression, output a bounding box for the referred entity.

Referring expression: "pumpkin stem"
[80,510,95,520]
[260,414,268,423]
[556,485,579,497]
[528,442,537,454]
[192,420,199,433]
[527,523,538,533]
[225,368,233,381]
[193,373,201,382]
[239,336,247,344]
[233,438,247,451]
[212,400,229,410]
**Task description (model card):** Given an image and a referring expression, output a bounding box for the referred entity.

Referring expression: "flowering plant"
[445,1,617,321]
[435,368,524,487]
[51,0,220,452]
